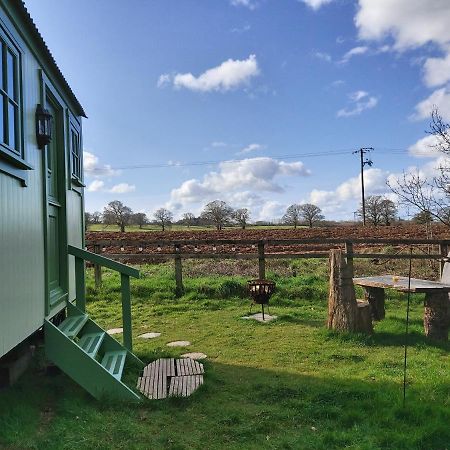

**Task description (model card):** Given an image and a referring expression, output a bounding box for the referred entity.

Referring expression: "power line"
[86,146,421,173]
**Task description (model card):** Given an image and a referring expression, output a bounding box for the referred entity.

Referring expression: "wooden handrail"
[68,245,139,278]
[68,245,139,352]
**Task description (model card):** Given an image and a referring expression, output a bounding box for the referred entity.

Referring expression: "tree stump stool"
[424,292,449,341]
[364,287,385,321]
[356,300,373,334]
[328,249,358,332]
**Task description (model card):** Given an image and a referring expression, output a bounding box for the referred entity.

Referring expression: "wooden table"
[353,276,450,341]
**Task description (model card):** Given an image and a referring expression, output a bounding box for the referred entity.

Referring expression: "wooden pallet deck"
[137,358,204,399]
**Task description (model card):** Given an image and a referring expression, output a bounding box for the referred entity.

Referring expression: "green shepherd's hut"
[0,0,142,401]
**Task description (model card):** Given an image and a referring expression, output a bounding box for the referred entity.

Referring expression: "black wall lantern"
[35,103,52,149]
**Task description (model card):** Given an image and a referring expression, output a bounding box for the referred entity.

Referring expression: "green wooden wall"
[0,1,84,358]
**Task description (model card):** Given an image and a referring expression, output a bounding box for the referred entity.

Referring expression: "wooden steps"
[78,332,105,358]
[137,358,204,400]
[101,350,127,380]
[58,314,89,338]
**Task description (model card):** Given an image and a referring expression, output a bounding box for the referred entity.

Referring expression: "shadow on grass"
[1,359,449,450]
[324,329,450,351]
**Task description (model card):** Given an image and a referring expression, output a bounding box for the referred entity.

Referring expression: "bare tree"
[388,107,450,225]
[233,208,250,229]
[358,195,386,226]
[182,212,196,227]
[84,212,92,232]
[282,204,302,228]
[379,198,397,225]
[103,200,133,232]
[154,208,173,231]
[131,212,149,229]
[201,200,233,230]
[92,211,102,224]
[299,203,324,228]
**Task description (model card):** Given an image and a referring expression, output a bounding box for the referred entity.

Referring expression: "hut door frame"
[41,73,68,315]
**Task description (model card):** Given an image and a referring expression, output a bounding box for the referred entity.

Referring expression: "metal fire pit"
[247,279,276,320]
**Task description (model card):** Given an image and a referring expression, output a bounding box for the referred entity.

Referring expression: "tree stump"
[356,300,373,334]
[327,249,358,332]
[423,292,449,341]
[364,287,385,321]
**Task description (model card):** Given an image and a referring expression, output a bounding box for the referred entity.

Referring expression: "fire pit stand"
[247,279,276,321]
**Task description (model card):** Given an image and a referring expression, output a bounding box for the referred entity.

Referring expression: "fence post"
[74,256,86,312]
[94,244,102,288]
[258,241,266,279]
[174,244,184,297]
[345,241,354,277]
[121,273,132,352]
[439,241,449,277]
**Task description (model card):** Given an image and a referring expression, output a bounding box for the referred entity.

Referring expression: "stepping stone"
[137,358,204,399]
[139,332,161,339]
[181,352,207,360]
[167,341,191,347]
[241,313,278,323]
[107,328,123,335]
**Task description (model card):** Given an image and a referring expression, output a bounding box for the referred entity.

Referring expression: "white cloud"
[423,52,450,87]
[231,24,251,34]
[83,151,120,177]
[300,0,334,11]
[314,51,332,62]
[408,134,442,158]
[230,0,257,9]
[309,168,389,212]
[168,157,310,208]
[340,46,369,63]
[238,143,264,154]
[355,0,450,51]
[337,90,378,117]
[87,179,105,192]
[258,201,286,221]
[109,183,136,194]
[159,55,260,93]
[157,73,171,88]
[411,87,450,121]
[211,141,227,148]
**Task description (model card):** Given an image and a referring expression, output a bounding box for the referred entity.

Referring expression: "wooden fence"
[85,238,450,296]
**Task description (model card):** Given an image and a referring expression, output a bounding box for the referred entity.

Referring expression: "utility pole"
[353,147,373,226]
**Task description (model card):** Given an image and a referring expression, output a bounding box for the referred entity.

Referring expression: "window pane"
[0,44,3,92]
[6,50,15,99]
[8,101,16,150]
[0,94,4,144]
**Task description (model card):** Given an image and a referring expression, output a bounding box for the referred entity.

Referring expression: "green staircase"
[45,301,144,402]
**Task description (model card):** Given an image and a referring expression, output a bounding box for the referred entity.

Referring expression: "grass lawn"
[0,259,449,449]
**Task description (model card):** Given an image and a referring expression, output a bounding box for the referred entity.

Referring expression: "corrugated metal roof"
[13,0,87,117]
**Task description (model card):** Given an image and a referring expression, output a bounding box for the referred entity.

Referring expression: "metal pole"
[360,150,366,226]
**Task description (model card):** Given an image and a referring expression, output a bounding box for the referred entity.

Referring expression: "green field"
[0,259,449,449]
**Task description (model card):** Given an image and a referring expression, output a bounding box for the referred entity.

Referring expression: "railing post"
[439,241,448,277]
[174,244,184,297]
[74,256,86,312]
[258,241,266,279]
[121,273,132,352]
[94,244,102,288]
[345,241,354,277]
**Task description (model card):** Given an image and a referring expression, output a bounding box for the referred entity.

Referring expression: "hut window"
[0,28,29,183]
[0,42,20,154]
[71,127,82,181]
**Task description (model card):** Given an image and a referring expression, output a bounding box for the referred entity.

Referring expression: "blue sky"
[25,0,450,221]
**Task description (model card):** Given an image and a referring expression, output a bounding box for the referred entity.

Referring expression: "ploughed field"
[86,224,449,257]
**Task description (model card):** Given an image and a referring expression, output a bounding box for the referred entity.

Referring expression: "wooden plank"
[158,359,166,399]
[169,358,175,376]
[354,275,450,293]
